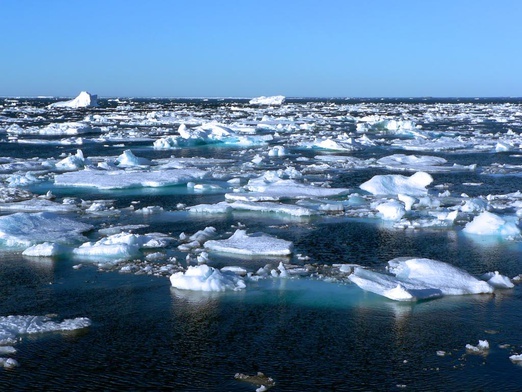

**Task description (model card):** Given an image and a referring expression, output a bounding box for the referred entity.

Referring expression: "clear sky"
[1,0,521,98]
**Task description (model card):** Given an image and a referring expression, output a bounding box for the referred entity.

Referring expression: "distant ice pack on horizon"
[249,95,285,106]
[48,91,98,109]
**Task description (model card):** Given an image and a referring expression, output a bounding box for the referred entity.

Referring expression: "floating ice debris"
[187,202,233,214]
[481,271,514,289]
[73,232,171,261]
[349,258,495,301]
[0,212,93,249]
[249,95,285,106]
[234,372,276,390]
[230,200,318,217]
[48,91,98,108]
[0,315,91,368]
[54,168,208,189]
[375,200,406,221]
[360,172,433,196]
[466,340,489,354]
[170,264,246,291]
[227,174,350,201]
[510,354,522,363]
[204,229,293,256]
[6,172,41,187]
[22,242,68,257]
[116,149,151,167]
[55,149,91,170]
[462,211,521,237]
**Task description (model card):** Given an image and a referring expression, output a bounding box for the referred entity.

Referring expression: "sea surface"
[0,97,522,391]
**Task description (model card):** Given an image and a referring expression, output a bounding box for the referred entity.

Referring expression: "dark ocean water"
[0,97,522,391]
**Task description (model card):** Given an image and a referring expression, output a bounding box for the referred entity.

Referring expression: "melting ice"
[1,97,522,338]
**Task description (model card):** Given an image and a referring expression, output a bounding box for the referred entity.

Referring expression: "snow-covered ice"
[462,211,521,237]
[349,258,496,301]
[360,172,433,196]
[170,264,246,291]
[204,229,293,256]
[0,212,93,249]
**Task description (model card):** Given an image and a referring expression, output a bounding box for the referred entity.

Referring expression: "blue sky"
[1,0,521,97]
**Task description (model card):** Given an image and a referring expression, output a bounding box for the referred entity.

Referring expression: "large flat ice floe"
[54,168,208,189]
[170,264,246,292]
[0,212,93,249]
[204,229,293,256]
[227,175,350,202]
[48,91,98,109]
[349,258,497,301]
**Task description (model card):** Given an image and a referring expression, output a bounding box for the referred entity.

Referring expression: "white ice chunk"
[187,202,233,214]
[462,211,521,237]
[0,212,92,248]
[116,150,151,167]
[170,264,246,291]
[481,271,515,288]
[230,200,318,217]
[56,149,91,170]
[48,91,98,108]
[360,172,433,196]
[466,340,489,353]
[204,229,293,256]
[387,258,495,296]
[376,200,406,221]
[349,257,495,301]
[22,242,68,257]
[0,315,91,345]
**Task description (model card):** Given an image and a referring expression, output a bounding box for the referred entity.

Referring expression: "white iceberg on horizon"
[249,95,285,106]
[48,91,98,109]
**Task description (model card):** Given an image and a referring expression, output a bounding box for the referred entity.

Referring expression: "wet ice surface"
[1,97,522,390]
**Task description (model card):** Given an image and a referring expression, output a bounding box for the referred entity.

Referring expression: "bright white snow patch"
[48,91,98,108]
[170,264,246,291]
[204,229,293,256]
[360,172,433,196]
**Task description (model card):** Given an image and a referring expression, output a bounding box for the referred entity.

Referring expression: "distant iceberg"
[48,91,98,109]
[249,95,285,106]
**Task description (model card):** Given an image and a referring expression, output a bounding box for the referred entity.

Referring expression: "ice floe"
[54,167,208,189]
[0,212,92,249]
[349,257,497,301]
[462,211,521,238]
[0,315,91,368]
[170,264,246,291]
[204,229,293,256]
[360,172,433,196]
